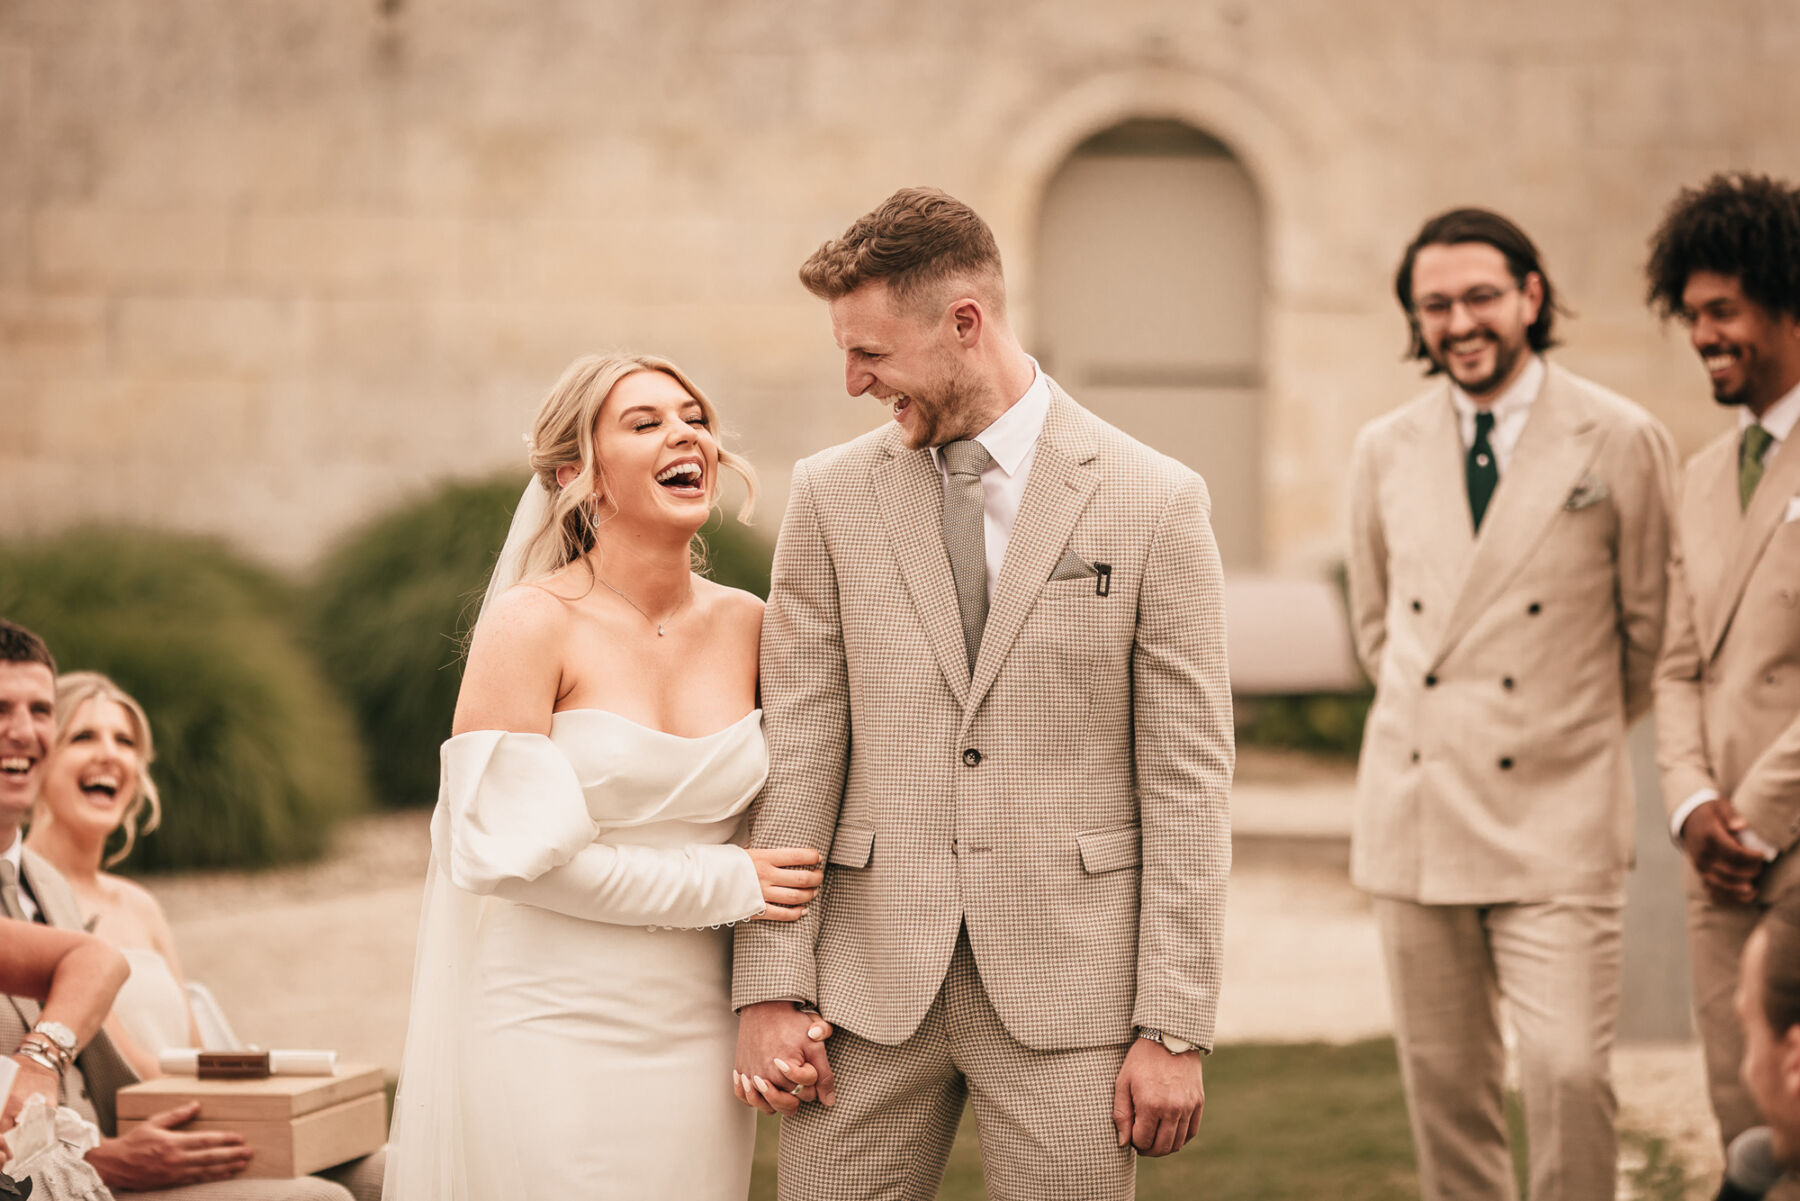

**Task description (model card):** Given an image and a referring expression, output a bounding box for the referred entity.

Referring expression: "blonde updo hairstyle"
[44,671,164,868]
[514,352,757,587]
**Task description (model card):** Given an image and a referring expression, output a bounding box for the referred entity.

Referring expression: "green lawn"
[749,1038,1697,1200]
[750,1039,1418,1200]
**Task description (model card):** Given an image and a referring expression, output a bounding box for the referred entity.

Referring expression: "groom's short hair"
[799,186,1006,317]
[0,619,56,675]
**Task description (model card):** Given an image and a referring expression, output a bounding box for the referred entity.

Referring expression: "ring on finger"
[790,1082,805,1096]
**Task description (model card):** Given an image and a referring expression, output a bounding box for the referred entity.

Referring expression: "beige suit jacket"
[732,386,1234,1053]
[1347,363,1677,904]
[1656,423,1800,863]
[2,847,138,1134]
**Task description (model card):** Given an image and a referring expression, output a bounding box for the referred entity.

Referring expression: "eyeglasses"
[1414,284,1517,322]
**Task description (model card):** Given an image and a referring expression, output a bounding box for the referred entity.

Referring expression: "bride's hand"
[748,847,823,921]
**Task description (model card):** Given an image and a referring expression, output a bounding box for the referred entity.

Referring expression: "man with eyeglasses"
[1346,208,1678,1200]
[1647,173,1800,1191]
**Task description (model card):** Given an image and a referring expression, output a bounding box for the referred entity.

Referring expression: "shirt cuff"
[1741,828,1781,862]
[1670,789,1720,843]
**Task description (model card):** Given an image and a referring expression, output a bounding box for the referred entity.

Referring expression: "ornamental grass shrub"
[306,474,776,808]
[0,527,372,872]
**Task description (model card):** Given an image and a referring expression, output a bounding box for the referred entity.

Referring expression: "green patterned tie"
[1740,423,1775,511]
[1467,411,1499,533]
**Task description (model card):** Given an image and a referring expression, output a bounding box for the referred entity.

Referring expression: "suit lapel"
[1706,428,1800,659]
[966,390,1099,717]
[1406,389,1477,598]
[873,432,972,705]
[1433,366,1603,667]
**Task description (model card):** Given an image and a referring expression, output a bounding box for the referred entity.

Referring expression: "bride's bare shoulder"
[693,575,764,625]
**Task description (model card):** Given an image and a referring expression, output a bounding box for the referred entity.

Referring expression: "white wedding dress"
[384,706,769,1201]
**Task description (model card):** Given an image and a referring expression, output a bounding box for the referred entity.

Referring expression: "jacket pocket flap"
[828,825,875,868]
[1077,824,1141,874]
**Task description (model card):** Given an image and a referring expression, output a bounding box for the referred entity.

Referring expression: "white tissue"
[2,1094,101,1177]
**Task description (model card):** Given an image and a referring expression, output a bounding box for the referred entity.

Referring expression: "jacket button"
[1411,599,1423,613]
[1502,677,1515,690]
[1527,602,1542,615]
[1410,750,1420,763]
[1424,674,1438,688]
[1498,756,1515,770]
[962,748,982,767]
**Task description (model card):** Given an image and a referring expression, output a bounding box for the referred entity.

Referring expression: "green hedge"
[306,475,777,808]
[1234,691,1373,759]
[0,528,372,872]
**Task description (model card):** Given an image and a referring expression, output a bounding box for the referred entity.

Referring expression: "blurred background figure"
[26,671,200,1079]
[1724,892,1800,1197]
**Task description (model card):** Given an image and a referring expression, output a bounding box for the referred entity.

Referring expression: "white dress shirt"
[1668,377,1800,852]
[1,831,41,922]
[1449,354,1545,474]
[929,360,1054,599]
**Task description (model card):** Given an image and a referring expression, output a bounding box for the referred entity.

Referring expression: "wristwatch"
[1136,1027,1194,1055]
[32,1020,77,1058]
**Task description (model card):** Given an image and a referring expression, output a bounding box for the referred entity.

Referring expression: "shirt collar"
[1740,377,1800,443]
[1449,354,1545,426]
[1,830,22,879]
[930,359,1051,476]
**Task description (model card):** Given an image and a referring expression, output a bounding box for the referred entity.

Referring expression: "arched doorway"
[1033,118,1266,567]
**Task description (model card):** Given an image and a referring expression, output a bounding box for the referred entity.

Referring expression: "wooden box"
[117,1064,385,1178]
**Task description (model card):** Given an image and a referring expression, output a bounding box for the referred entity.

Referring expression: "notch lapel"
[873,434,972,705]
[1705,430,1800,659]
[965,392,1099,718]
[1432,368,1603,668]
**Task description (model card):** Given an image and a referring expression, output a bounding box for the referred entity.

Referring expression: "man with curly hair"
[1648,172,1800,1163]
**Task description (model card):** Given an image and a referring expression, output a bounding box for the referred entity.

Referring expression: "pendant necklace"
[597,577,691,637]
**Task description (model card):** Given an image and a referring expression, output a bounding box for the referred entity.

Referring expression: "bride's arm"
[440,584,770,928]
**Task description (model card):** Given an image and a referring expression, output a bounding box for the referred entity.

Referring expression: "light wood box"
[116,1064,385,1178]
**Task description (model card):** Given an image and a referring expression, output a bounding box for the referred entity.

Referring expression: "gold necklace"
[597,576,692,637]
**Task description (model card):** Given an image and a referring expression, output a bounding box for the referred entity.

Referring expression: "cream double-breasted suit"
[1347,361,1676,1201]
[1,848,384,1201]
[733,385,1233,1200]
[1655,415,1800,1147]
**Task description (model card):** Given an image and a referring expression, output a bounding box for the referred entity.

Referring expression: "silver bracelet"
[15,1043,62,1076]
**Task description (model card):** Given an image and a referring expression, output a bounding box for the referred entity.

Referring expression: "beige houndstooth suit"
[733,385,1234,1200]
[1,848,384,1201]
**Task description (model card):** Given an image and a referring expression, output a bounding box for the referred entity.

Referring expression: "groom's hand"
[1112,1039,1204,1157]
[735,1001,836,1115]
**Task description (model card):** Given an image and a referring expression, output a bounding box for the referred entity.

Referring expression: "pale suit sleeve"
[732,461,850,1008]
[1615,418,1679,723]
[1346,424,1389,683]
[1129,473,1235,1052]
[438,731,765,929]
[1653,473,1719,819]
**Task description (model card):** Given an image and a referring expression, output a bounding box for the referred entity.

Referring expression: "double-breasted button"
[1410,750,1421,763]
[1502,677,1515,690]
[1498,756,1515,770]
[1526,602,1542,616]
[962,748,982,767]
[1424,674,1438,688]
[1410,599,1423,613]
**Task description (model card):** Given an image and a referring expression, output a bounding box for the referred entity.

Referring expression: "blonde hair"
[515,353,758,585]
[47,671,163,868]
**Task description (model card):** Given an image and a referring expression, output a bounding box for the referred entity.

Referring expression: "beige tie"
[0,858,27,922]
[941,440,993,673]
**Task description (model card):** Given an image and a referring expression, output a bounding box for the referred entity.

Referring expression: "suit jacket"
[1347,362,1677,904]
[2,847,138,1134]
[731,385,1234,1052]
[1655,422,1800,866]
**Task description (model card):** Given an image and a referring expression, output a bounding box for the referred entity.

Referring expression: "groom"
[734,187,1234,1198]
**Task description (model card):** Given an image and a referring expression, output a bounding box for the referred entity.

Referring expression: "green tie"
[1467,411,1499,533]
[1741,423,1775,511]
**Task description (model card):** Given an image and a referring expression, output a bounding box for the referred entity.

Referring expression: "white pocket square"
[1784,495,1800,523]
[1564,473,1609,511]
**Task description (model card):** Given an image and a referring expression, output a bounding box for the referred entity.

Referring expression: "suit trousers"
[775,927,1134,1201]
[1374,897,1623,1201]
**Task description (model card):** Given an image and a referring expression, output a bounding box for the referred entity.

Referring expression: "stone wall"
[3,0,1794,568]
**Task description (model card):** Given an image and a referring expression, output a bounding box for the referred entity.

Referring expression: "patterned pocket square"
[1565,473,1609,511]
[1784,495,1800,524]
[1048,550,1097,581]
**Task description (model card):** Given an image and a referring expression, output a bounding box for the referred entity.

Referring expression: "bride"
[384,353,827,1200]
